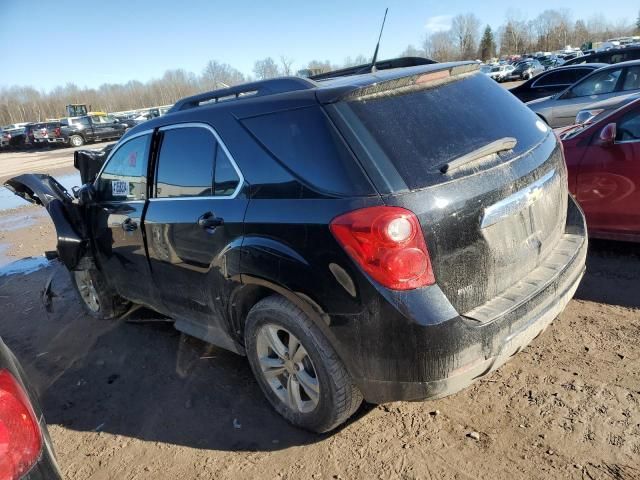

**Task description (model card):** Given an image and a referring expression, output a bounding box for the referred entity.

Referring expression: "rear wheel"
[70,267,129,319]
[245,296,362,433]
[69,135,84,147]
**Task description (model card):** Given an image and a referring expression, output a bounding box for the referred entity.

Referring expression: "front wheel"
[70,267,130,319]
[69,134,84,147]
[245,296,363,433]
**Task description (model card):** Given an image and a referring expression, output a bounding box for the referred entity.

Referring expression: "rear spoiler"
[317,62,479,104]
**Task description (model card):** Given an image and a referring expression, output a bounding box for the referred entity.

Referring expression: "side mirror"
[76,183,97,205]
[596,123,617,147]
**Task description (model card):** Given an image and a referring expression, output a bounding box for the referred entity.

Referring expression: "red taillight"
[0,370,42,480]
[330,206,435,290]
[54,127,61,137]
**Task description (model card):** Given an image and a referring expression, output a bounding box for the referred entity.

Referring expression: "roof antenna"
[370,8,388,73]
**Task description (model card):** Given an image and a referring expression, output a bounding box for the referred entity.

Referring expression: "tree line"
[1,9,639,125]
[415,9,639,63]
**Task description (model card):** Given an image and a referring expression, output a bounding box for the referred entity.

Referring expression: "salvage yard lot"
[0,98,638,478]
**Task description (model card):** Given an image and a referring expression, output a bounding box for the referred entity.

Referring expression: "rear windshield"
[338,72,547,190]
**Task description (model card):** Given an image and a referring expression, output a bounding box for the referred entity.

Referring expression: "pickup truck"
[48,115,127,147]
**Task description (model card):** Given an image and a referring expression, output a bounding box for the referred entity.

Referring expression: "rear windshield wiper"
[440,137,517,174]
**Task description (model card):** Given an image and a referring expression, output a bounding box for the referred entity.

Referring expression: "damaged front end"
[74,145,113,184]
[4,174,87,269]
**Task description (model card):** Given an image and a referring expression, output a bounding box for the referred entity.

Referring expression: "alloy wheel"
[74,270,100,312]
[256,324,320,413]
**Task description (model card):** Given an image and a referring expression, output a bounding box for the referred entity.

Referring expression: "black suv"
[6,62,588,432]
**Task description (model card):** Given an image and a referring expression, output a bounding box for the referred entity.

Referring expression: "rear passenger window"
[156,127,215,198]
[535,70,573,86]
[214,144,240,196]
[241,105,372,196]
[96,134,150,201]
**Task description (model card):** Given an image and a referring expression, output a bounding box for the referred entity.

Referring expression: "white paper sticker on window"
[111,180,129,197]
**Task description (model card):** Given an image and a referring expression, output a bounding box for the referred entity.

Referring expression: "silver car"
[527,60,640,127]
[574,91,640,124]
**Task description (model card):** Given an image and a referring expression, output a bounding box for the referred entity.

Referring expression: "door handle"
[122,217,138,232]
[197,212,224,230]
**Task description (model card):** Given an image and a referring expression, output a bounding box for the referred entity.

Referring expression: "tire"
[245,295,363,433]
[69,134,84,147]
[69,267,130,320]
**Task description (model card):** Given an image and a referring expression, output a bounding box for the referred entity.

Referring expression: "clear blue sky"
[0,0,637,91]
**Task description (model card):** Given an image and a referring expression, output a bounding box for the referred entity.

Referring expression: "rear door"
[577,105,640,236]
[144,123,247,346]
[92,132,156,304]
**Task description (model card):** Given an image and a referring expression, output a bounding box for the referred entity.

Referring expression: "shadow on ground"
[0,238,636,453]
[0,263,371,453]
[574,239,640,309]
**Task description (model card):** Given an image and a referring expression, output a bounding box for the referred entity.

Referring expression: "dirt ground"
[0,132,639,479]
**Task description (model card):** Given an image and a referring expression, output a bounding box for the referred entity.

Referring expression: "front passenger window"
[95,135,150,201]
[571,69,622,97]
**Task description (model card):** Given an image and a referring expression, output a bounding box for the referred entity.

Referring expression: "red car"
[560,97,640,242]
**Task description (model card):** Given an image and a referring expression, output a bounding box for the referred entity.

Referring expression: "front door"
[92,132,156,304]
[143,124,247,346]
[577,106,640,237]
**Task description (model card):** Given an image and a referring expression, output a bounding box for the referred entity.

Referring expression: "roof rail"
[308,57,437,81]
[168,77,316,113]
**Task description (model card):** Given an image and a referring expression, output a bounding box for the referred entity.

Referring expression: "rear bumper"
[352,196,587,403]
[47,138,66,143]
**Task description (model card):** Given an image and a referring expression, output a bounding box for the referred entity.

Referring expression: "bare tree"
[451,13,481,59]
[423,30,456,62]
[253,57,280,80]
[279,56,294,76]
[202,60,245,90]
[400,44,425,58]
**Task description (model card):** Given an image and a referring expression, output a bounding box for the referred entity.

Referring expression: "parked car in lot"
[0,337,62,479]
[5,62,587,432]
[527,60,640,127]
[488,64,515,82]
[509,64,606,102]
[508,59,545,80]
[56,115,127,147]
[564,46,640,66]
[559,97,640,242]
[32,122,57,144]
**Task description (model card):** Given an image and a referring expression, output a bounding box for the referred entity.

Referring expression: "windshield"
[339,72,547,190]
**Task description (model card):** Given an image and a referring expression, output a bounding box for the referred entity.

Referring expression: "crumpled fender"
[4,174,86,269]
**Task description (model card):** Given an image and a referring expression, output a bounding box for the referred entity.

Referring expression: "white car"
[488,65,515,83]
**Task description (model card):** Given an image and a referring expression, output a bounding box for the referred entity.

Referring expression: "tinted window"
[156,127,215,198]
[571,69,622,97]
[214,144,240,196]
[241,105,371,195]
[339,73,547,190]
[622,66,640,91]
[616,108,640,141]
[96,135,150,201]
[535,70,576,86]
